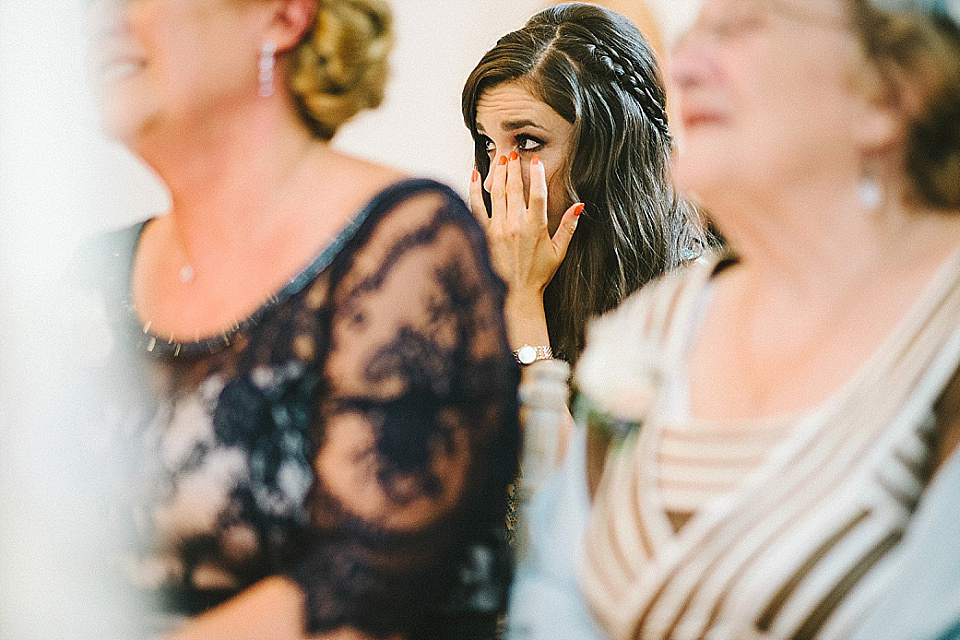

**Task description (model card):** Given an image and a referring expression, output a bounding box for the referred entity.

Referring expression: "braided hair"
[582,40,671,139]
[462,2,702,363]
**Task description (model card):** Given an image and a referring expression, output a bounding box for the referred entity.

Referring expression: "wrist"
[505,288,545,314]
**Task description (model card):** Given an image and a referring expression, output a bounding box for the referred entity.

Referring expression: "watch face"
[517,345,537,365]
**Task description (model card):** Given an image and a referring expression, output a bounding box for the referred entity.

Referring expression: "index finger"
[505,151,525,222]
[528,155,548,225]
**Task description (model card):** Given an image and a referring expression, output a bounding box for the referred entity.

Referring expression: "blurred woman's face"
[668,0,872,205]
[87,0,267,144]
[475,82,575,233]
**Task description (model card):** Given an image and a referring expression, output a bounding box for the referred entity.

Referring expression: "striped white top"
[657,417,793,516]
[574,247,960,640]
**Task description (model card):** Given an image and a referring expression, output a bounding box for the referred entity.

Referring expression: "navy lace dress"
[91,179,519,639]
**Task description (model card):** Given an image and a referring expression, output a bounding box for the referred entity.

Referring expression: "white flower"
[575,294,662,423]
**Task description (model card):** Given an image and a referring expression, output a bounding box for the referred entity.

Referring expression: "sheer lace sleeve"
[285,181,519,637]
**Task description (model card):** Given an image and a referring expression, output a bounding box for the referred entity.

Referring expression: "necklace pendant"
[179,265,195,284]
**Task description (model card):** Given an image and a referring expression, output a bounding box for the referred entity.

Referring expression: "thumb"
[551,203,584,260]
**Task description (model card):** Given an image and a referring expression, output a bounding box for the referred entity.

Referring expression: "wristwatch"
[514,344,553,365]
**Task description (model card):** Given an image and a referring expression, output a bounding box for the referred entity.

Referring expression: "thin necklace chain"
[168,139,319,286]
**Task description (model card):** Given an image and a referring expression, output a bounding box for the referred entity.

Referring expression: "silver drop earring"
[258,40,276,98]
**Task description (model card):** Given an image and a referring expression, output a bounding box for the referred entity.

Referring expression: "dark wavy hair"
[462,2,702,364]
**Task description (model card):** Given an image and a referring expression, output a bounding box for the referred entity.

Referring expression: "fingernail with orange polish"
[532,155,542,166]
[498,155,507,166]
[471,169,479,182]
[574,203,585,216]
[508,151,519,161]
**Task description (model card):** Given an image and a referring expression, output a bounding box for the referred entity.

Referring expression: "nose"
[85,0,127,40]
[483,164,494,193]
[668,25,712,91]
[482,144,522,193]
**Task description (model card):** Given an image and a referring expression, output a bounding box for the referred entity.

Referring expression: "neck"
[707,170,949,301]
[132,95,322,258]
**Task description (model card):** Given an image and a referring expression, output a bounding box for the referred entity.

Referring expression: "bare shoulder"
[325,151,469,226]
[304,149,472,249]
[323,150,409,205]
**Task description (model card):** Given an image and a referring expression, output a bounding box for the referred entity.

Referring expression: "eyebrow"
[476,119,548,135]
[502,119,546,131]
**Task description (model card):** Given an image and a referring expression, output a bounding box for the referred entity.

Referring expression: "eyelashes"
[480,133,546,156]
[517,135,545,152]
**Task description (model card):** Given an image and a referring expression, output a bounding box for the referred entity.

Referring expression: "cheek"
[520,163,532,199]
[544,165,571,232]
[128,0,169,48]
[545,165,570,202]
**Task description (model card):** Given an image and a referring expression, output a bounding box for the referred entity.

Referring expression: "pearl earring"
[858,174,884,213]
[258,40,276,98]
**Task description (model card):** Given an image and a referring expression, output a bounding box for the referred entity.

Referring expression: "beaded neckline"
[123,178,435,357]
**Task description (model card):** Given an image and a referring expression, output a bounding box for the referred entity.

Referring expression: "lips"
[679,106,728,131]
[99,57,146,83]
[92,36,148,84]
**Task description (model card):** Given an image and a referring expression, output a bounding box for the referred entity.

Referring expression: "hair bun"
[288,0,392,140]
[868,0,960,26]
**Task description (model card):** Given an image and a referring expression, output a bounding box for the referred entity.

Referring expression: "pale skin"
[469,83,583,458]
[468,82,583,355]
[668,0,960,461]
[88,0,402,637]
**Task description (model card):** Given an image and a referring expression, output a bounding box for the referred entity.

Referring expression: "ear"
[263,0,317,52]
[851,62,908,154]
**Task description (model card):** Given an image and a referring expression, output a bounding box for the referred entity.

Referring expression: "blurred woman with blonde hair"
[84,0,519,638]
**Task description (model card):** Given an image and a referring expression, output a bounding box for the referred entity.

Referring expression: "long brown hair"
[462,2,702,363]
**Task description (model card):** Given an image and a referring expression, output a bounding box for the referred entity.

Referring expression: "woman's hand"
[469,152,583,350]
[470,152,583,302]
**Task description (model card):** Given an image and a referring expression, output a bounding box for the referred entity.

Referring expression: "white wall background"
[83,0,558,232]
[76,0,703,232]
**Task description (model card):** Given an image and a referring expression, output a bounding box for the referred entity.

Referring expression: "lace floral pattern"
[96,179,519,638]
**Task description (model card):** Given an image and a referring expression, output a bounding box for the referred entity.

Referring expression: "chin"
[92,72,153,138]
[673,153,718,196]
[673,127,735,187]
[96,96,151,146]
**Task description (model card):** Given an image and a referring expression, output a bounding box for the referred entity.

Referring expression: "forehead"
[701,0,848,20]
[475,82,570,132]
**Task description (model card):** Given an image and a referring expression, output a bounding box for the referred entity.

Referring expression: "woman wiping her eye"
[461,4,703,639]
[462,2,704,373]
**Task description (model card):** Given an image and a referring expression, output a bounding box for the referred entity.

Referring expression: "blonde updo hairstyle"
[852,0,960,210]
[287,0,392,140]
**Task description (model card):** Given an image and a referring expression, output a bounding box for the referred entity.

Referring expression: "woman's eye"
[711,1,767,39]
[482,137,495,154]
[517,136,544,152]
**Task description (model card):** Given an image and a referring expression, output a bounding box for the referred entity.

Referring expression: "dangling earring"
[858,175,884,213]
[258,40,276,98]
[857,164,884,213]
